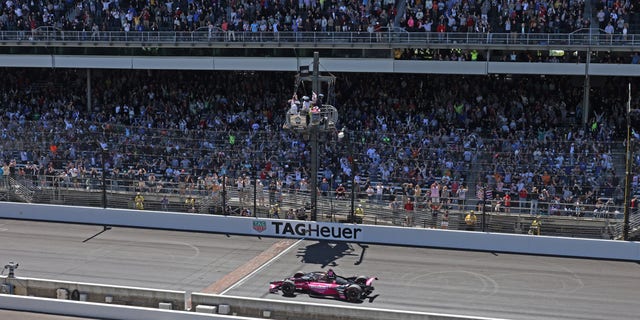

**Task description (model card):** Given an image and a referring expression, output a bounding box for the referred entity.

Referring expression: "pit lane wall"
[0,276,505,320]
[2,276,186,309]
[189,293,502,320]
[0,294,250,320]
[1,202,638,261]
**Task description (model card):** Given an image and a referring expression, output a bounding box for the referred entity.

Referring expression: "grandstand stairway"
[394,0,407,29]
[586,0,597,32]
[536,216,608,239]
[614,207,640,240]
[485,213,520,234]
[7,177,37,203]
[608,143,631,239]
[630,12,640,34]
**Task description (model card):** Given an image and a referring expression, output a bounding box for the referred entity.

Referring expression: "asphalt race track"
[0,219,638,320]
[0,310,100,320]
[0,219,282,290]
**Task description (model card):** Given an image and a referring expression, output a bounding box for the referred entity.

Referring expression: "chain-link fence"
[0,173,633,240]
[0,122,638,240]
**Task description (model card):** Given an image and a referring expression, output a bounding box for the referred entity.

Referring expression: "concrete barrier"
[4,276,185,309]
[0,202,638,261]
[196,304,218,314]
[190,293,509,320]
[1,275,507,320]
[0,294,254,320]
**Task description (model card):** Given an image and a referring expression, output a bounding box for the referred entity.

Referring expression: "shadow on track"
[354,243,368,265]
[296,241,358,268]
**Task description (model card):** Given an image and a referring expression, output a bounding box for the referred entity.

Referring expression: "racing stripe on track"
[201,239,297,294]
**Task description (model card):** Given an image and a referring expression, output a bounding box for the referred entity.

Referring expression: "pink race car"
[269,269,377,302]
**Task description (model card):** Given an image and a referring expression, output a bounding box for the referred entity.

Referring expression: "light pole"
[288,52,337,221]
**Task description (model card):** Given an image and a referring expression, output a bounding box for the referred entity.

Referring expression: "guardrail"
[1,29,638,48]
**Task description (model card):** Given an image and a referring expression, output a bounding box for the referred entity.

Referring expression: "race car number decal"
[308,284,331,293]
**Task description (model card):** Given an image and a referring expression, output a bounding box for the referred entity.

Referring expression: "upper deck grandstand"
[0,0,640,59]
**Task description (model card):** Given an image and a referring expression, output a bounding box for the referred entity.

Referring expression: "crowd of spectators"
[595,0,637,36]
[400,0,588,34]
[0,0,399,34]
[0,0,626,37]
[0,68,638,217]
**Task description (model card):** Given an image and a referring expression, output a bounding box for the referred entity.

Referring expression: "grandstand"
[0,0,639,241]
[0,67,638,239]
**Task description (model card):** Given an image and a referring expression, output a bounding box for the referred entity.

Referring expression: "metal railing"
[0,173,628,239]
[6,177,35,203]
[614,206,640,239]
[2,29,638,48]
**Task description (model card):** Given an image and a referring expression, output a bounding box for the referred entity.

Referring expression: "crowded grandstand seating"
[0,69,637,227]
[0,0,619,35]
[2,0,638,67]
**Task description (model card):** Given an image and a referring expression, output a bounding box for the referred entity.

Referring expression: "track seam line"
[219,238,304,295]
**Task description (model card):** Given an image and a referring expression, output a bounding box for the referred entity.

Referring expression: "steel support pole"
[310,128,318,221]
[222,175,227,215]
[582,50,591,127]
[86,69,92,114]
[350,161,356,223]
[253,175,257,217]
[309,52,321,221]
[623,82,632,240]
[253,144,257,217]
[101,150,107,209]
[482,187,486,232]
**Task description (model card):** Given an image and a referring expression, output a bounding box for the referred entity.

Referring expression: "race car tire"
[355,276,368,286]
[281,280,296,297]
[345,284,362,302]
[293,271,305,278]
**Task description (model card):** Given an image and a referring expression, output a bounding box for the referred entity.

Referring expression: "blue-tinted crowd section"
[0,69,638,215]
[0,0,629,35]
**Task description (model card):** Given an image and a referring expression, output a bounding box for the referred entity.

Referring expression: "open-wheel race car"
[269,269,377,302]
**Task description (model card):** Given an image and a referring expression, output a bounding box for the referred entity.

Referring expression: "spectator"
[529,216,542,235]
[134,192,144,210]
[335,184,346,200]
[161,195,169,211]
[354,204,364,224]
[465,210,477,231]
[0,68,635,224]
[404,198,415,227]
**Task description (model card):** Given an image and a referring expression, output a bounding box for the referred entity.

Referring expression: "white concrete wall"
[0,202,638,261]
[191,293,504,320]
[0,294,249,320]
[1,55,640,76]
[5,276,185,308]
